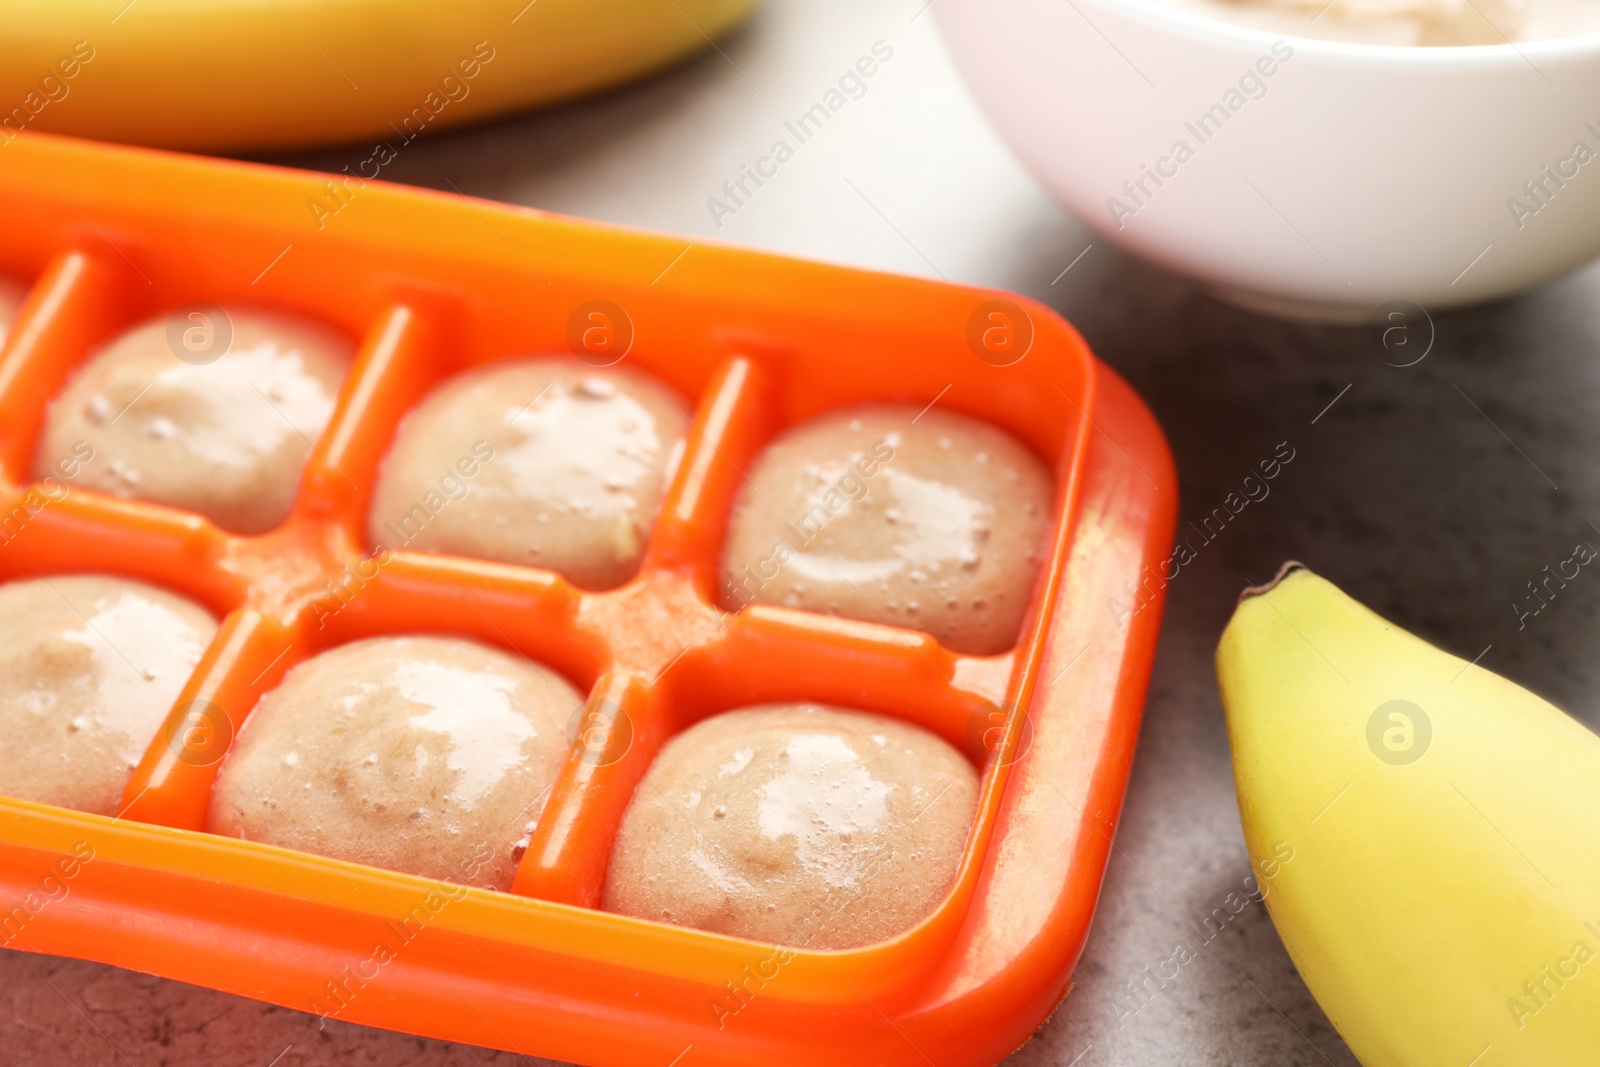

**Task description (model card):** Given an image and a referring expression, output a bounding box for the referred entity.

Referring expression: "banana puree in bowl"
[1161,0,1600,45]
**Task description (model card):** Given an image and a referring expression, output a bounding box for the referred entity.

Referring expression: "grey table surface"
[6,0,1600,1062]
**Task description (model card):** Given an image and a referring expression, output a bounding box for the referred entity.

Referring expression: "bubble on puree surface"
[208,635,583,891]
[603,703,978,949]
[0,575,216,816]
[369,360,689,590]
[721,405,1051,655]
[34,308,351,534]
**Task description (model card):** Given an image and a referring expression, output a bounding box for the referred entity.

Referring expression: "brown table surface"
[8,0,1600,1062]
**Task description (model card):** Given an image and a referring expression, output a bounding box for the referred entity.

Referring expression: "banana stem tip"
[1238,561,1306,605]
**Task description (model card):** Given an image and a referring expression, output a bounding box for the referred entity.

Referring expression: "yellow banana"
[0,0,757,152]
[1217,564,1600,1066]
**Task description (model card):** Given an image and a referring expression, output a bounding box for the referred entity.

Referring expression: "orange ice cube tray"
[0,132,1176,1067]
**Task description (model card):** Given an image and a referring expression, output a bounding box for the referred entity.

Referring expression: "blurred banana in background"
[1218,564,1600,1067]
[0,0,758,152]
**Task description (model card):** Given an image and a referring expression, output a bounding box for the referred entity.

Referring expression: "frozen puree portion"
[208,635,583,890]
[34,307,351,534]
[603,703,979,949]
[720,404,1052,655]
[368,360,690,590]
[0,575,217,816]
[1158,0,1600,45]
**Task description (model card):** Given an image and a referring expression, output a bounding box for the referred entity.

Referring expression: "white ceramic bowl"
[937,0,1600,320]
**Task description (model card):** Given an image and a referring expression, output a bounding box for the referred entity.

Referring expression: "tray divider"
[510,672,664,907]
[0,249,138,486]
[119,608,308,831]
[292,303,443,539]
[643,354,778,599]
